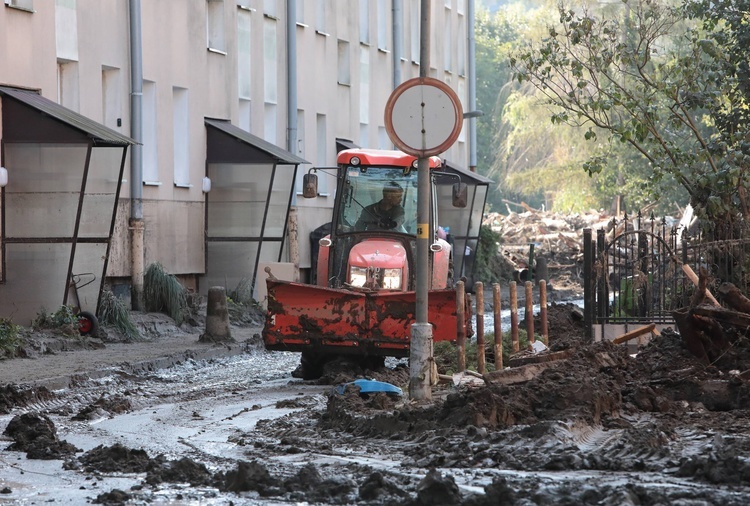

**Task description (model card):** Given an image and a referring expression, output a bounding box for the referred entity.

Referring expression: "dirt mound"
[145,455,214,487]
[77,443,152,473]
[72,394,133,421]
[317,357,410,387]
[3,412,80,459]
[0,384,55,413]
[219,460,280,495]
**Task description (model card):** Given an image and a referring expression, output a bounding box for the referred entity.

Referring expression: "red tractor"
[263,148,472,378]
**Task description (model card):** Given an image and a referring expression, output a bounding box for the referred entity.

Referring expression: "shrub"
[98,290,142,341]
[434,329,532,375]
[0,318,23,358]
[144,263,189,325]
[33,306,80,337]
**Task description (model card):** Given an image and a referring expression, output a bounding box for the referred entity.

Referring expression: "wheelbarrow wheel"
[78,311,99,336]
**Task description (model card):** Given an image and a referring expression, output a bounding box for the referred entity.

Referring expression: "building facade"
[0,0,473,323]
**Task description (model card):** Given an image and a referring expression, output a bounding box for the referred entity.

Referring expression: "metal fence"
[583,211,750,337]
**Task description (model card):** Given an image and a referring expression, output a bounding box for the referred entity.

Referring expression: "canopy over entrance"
[0,86,134,325]
[202,119,307,299]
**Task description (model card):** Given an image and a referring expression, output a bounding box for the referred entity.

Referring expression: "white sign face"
[384,77,463,157]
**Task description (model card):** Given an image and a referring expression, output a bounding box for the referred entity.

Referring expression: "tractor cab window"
[336,166,418,234]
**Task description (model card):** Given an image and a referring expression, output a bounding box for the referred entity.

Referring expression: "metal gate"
[582,212,750,339]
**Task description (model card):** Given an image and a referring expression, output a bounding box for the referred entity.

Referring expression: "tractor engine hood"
[347,238,409,290]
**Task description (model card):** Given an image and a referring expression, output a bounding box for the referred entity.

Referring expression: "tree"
[510,0,749,232]
[475,7,519,179]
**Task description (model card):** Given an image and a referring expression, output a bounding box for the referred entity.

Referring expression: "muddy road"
[1,304,750,505]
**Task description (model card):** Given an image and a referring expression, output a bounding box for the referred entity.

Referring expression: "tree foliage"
[510,0,750,230]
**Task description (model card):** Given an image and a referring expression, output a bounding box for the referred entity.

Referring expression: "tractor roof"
[337,148,442,169]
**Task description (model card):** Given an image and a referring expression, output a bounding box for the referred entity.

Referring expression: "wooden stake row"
[456,280,549,374]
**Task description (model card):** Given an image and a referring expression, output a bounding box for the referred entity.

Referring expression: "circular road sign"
[384,77,463,158]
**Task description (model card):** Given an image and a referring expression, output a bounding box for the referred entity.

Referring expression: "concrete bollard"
[200,286,234,343]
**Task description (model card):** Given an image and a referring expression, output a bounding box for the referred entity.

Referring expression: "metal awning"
[439,159,494,184]
[0,86,135,146]
[336,137,359,153]
[206,118,308,164]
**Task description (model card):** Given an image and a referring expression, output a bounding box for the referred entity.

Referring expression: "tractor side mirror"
[303,170,318,198]
[452,182,468,208]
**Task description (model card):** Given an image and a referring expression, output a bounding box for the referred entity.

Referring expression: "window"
[57,59,79,112]
[4,0,34,11]
[294,109,308,195]
[359,123,369,148]
[143,81,159,184]
[263,0,276,17]
[359,0,369,44]
[457,14,466,75]
[239,99,252,132]
[263,17,278,103]
[337,40,350,85]
[444,8,453,71]
[55,0,77,61]
[264,103,277,144]
[296,109,305,159]
[410,2,420,63]
[360,48,370,120]
[207,0,226,53]
[101,66,121,130]
[378,126,388,149]
[237,7,252,99]
[315,0,327,34]
[173,87,190,187]
[316,114,328,194]
[376,0,387,51]
[457,79,466,143]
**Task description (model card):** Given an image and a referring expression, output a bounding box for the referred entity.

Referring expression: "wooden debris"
[507,349,573,368]
[484,361,564,386]
[612,324,656,345]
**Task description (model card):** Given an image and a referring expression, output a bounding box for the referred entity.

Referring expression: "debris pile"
[483,210,612,286]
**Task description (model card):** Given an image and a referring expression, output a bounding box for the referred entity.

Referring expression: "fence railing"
[583,211,750,338]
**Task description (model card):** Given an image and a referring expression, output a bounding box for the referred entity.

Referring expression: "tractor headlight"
[383,268,402,290]
[349,266,367,287]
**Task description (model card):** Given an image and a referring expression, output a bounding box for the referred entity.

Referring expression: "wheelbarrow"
[67,273,100,336]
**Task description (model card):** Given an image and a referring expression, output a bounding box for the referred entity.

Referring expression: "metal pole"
[467,0,477,171]
[409,0,432,401]
[129,0,144,311]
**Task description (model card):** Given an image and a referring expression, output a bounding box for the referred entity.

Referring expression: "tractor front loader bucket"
[263,279,468,358]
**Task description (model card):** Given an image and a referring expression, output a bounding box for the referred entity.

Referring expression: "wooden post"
[539,280,548,346]
[456,280,466,371]
[510,281,519,353]
[287,207,300,282]
[493,283,503,370]
[525,281,535,345]
[475,282,485,374]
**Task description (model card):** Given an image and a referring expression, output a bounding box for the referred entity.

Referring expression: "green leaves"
[508,0,749,223]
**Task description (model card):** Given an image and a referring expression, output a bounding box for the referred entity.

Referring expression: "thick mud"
[1,305,750,504]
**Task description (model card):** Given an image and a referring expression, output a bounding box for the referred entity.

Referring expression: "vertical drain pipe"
[129,0,145,310]
[286,0,300,280]
[467,0,477,171]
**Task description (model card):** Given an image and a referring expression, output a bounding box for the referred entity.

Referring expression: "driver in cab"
[354,182,405,231]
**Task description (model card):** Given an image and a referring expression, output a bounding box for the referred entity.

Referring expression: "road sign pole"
[409,0,433,401]
[383,0,462,401]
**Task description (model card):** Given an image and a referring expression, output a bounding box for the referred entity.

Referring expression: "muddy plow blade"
[263,279,464,357]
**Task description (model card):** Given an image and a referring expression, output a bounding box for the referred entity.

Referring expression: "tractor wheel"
[78,311,99,336]
[292,352,327,380]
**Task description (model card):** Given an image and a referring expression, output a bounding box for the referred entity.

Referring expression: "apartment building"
[0,0,478,325]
